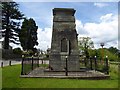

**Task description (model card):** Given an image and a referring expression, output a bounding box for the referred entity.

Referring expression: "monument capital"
[53,8,76,16]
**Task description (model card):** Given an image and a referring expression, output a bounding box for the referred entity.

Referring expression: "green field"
[1,63,119,88]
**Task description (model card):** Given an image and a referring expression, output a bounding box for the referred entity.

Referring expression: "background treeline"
[89,47,119,61]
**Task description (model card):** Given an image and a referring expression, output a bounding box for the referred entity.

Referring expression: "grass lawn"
[1,63,119,88]
[0,68,2,89]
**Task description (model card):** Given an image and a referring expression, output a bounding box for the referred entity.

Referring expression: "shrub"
[46,54,49,58]
[13,48,22,55]
[22,50,34,57]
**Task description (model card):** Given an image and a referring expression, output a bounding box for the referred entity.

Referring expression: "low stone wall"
[2,49,21,60]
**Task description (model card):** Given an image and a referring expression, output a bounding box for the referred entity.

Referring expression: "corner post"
[65,56,68,76]
[21,55,24,75]
[32,55,34,70]
[94,56,97,71]
[90,56,93,70]
[1,62,3,68]
[105,56,109,74]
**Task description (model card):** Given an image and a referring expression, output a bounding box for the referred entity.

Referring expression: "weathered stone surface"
[53,16,75,22]
[50,8,80,71]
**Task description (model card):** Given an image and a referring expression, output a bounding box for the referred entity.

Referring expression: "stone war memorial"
[50,8,80,71]
[21,8,110,79]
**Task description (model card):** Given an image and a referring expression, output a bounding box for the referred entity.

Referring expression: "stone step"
[27,67,109,79]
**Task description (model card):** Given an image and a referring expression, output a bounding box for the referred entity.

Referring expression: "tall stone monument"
[50,8,80,71]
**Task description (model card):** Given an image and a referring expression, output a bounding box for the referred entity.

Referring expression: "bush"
[46,54,49,58]
[13,48,22,55]
[22,50,34,57]
[28,50,34,56]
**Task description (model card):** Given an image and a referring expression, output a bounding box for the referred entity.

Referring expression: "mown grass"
[0,67,2,89]
[1,63,119,88]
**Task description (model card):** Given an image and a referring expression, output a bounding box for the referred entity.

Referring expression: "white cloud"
[76,20,88,35]
[77,13,118,49]
[36,27,52,51]
[100,13,114,22]
[94,3,108,8]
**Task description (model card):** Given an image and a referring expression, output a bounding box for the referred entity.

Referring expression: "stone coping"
[20,75,110,79]
[20,67,110,79]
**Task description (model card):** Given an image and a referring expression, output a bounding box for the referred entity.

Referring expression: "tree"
[13,47,22,55]
[78,37,94,58]
[2,2,24,49]
[107,47,118,54]
[19,18,38,51]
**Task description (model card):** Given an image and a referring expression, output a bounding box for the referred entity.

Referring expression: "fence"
[21,57,39,75]
[82,56,109,74]
[21,56,109,75]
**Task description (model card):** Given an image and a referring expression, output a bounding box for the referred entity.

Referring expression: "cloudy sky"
[12,0,118,50]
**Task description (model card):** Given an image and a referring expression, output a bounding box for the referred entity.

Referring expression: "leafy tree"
[78,37,94,58]
[19,18,38,51]
[2,2,24,49]
[89,48,118,61]
[107,47,118,54]
[88,49,97,58]
[13,48,22,55]
[100,48,118,61]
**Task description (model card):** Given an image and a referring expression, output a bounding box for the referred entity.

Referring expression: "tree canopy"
[19,18,38,51]
[107,47,119,54]
[2,2,24,49]
[78,37,94,58]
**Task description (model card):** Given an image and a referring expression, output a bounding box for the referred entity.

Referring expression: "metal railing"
[82,56,109,74]
[21,55,109,75]
[21,56,39,75]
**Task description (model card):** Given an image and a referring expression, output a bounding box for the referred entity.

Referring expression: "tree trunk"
[4,29,9,49]
[4,14,10,49]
